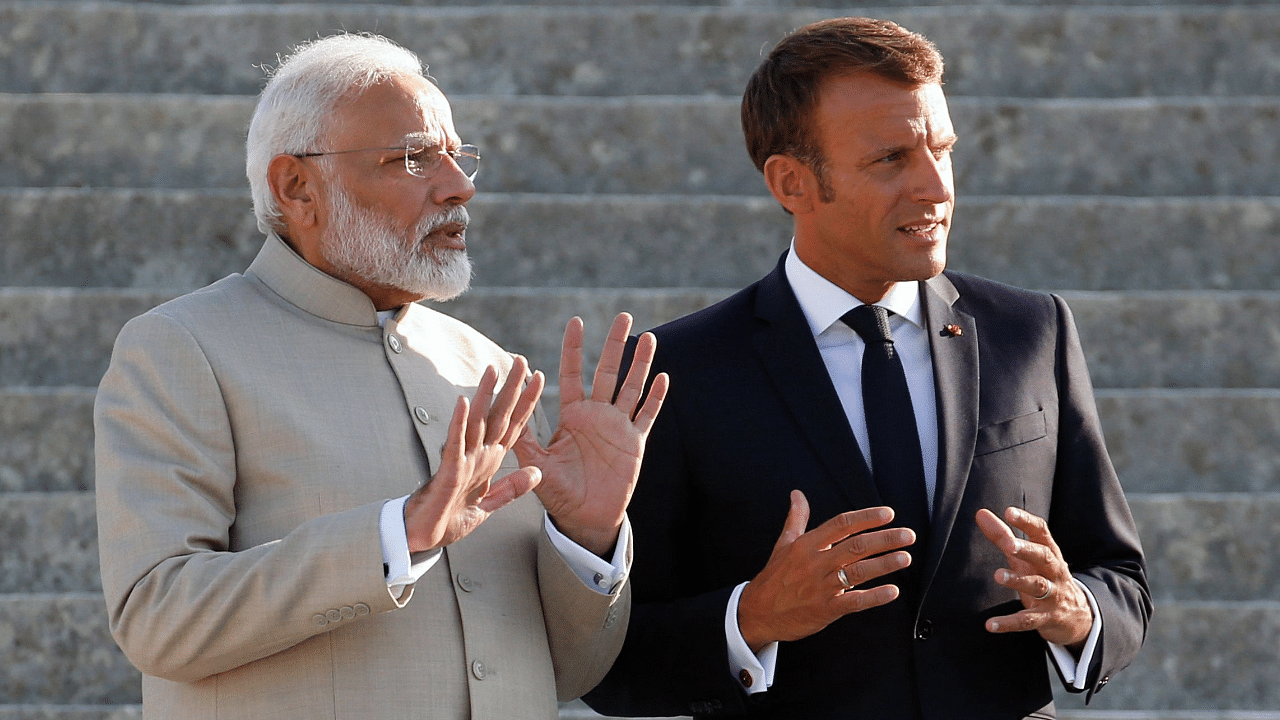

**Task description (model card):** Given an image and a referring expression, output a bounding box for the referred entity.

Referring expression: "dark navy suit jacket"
[585,255,1150,719]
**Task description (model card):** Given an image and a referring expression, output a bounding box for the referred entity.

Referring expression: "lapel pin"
[940,324,964,337]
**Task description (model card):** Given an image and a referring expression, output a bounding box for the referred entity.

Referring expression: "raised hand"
[515,313,669,557]
[403,356,545,553]
[737,490,915,653]
[976,507,1094,650]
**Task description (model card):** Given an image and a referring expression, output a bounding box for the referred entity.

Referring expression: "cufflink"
[738,669,753,688]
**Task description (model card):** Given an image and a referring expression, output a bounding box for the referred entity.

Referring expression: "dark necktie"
[842,305,931,569]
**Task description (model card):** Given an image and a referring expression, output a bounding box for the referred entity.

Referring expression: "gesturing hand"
[403,356,544,553]
[737,490,915,653]
[515,313,669,557]
[976,507,1094,650]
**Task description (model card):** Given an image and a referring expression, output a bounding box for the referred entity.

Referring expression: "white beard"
[320,183,473,302]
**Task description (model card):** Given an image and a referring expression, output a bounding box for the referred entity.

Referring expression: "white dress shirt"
[725,246,1100,694]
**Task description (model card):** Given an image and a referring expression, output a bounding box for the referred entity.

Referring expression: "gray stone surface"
[6,190,1280,292]
[5,95,1280,197]
[1129,494,1280,602]
[10,0,1278,8]
[0,388,95,493]
[1062,291,1280,389]
[6,489,1276,601]
[0,708,140,720]
[5,287,1279,389]
[1054,602,1280,712]
[4,6,1279,98]
[1097,390,1280,494]
[0,593,140,704]
[0,493,98,593]
[4,594,1275,711]
[5,388,1275,498]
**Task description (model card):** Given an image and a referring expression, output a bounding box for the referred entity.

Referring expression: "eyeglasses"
[294,143,481,180]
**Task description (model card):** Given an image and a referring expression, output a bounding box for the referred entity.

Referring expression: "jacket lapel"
[750,257,881,511]
[918,273,979,591]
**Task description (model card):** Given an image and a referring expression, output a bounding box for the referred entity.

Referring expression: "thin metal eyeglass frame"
[293,143,480,180]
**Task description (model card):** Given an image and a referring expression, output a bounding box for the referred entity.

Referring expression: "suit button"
[915,620,934,640]
[340,605,355,620]
[326,609,342,623]
[387,335,403,353]
[354,603,370,616]
[312,614,327,627]
[457,573,474,592]
[471,659,487,680]
[414,406,431,424]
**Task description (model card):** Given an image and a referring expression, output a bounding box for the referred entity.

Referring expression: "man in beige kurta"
[94,33,667,720]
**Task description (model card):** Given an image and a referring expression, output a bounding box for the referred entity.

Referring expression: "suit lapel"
[919,273,979,590]
[750,258,881,511]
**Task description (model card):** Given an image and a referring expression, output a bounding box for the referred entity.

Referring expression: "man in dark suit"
[584,17,1150,720]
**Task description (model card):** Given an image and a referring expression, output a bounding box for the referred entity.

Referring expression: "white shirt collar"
[783,241,923,338]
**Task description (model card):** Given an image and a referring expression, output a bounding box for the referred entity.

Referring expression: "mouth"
[898,219,947,241]
[421,207,470,251]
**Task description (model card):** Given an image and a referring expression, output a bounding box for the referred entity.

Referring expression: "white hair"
[246,33,428,235]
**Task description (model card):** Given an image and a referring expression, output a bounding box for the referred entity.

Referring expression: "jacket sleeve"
[1048,293,1153,699]
[94,312,403,683]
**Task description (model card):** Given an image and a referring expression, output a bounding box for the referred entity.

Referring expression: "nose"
[429,157,476,206]
[915,152,954,206]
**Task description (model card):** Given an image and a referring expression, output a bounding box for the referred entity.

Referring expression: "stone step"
[4,189,1279,292]
[11,0,1275,5]
[2,287,1278,389]
[4,489,1276,600]
[4,387,1278,496]
[6,5,1277,98]
[1,592,1275,710]
[4,94,1280,197]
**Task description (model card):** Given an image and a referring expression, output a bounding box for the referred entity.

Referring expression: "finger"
[441,395,471,479]
[772,490,811,553]
[484,356,529,445]
[630,371,669,436]
[477,467,543,513]
[834,526,916,564]
[1003,507,1066,562]
[500,369,544,447]
[807,506,898,551]
[831,584,901,614]
[558,317,586,407]
[838,550,912,588]
[467,366,499,448]
[590,312,634,401]
[975,507,1023,563]
[512,422,545,466]
[986,608,1047,634]
[995,568,1054,601]
[613,330,656,413]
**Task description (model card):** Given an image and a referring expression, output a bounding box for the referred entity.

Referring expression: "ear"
[762,154,816,216]
[267,154,321,230]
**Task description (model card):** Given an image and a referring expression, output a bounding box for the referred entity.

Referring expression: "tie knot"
[843,305,894,344]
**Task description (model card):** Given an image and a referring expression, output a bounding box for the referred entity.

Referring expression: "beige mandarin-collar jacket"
[94,234,630,719]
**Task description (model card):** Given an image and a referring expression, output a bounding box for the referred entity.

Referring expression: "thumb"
[477,467,543,514]
[774,489,810,550]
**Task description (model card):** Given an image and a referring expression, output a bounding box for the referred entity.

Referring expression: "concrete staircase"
[2,1,1278,718]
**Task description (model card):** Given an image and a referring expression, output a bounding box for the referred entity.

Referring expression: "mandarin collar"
[246,233,383,327]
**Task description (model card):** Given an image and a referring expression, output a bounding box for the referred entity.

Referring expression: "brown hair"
[741,17,944,180]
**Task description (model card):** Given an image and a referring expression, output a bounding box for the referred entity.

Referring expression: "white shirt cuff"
[380,496,441,600]
[1048,577,1104,690]
[726,582,777,694]
[543,513,630,594]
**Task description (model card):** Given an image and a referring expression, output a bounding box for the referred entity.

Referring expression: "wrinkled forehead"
[327,74,459,148]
